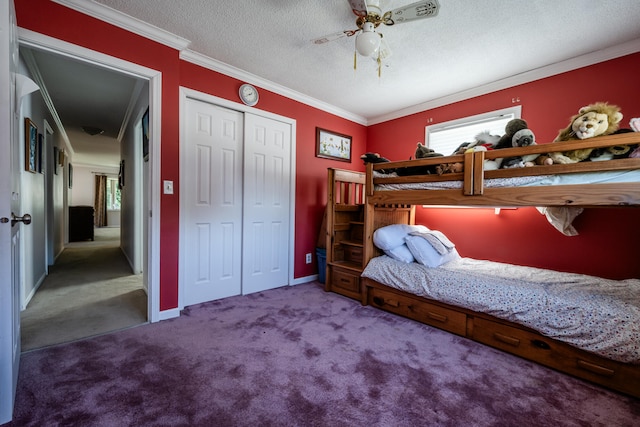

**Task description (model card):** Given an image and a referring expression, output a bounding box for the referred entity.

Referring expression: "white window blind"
[425,106,522,155]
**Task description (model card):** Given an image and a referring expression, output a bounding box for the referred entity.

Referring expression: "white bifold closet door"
[183,98,290,306]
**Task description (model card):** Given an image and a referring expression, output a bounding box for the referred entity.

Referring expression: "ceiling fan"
[312,0,440,75]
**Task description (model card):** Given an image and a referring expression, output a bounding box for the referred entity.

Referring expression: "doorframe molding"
[178,87,297,311]
[17,28,164,323]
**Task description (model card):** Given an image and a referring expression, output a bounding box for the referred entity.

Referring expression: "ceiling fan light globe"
[355,23,380,57]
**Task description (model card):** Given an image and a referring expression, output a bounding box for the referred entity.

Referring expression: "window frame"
[425,106,522,156]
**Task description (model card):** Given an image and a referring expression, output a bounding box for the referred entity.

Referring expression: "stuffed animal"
[465,131,503,170]
[494,118,529,150]
[629,118,640,158]
[501,128,545,168]
[396,142,443,175]
[547,103,623,164]
[589,128,636,161]
[360,152,395,174]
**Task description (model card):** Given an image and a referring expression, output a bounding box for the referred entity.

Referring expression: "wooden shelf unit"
[325,169,366,300]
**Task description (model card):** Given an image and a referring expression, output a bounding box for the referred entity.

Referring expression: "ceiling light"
[82,126,104,136]
[355,22,380,57]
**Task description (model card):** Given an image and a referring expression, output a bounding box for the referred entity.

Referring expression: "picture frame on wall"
[68,163,73,188]
[142,107,149,162]
[53,146,59,175]
[118,159,125,189]
[37,133,44,173]
[25,118,38,172]
[315,127,352,162]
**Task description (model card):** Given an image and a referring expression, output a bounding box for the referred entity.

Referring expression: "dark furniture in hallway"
[69,206,95,241]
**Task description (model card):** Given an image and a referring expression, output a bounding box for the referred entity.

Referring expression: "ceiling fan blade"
[312,30,358,45]
[385,0,440,25]
[347,0,368,17]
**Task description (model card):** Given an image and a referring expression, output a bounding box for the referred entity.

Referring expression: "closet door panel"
[242,114,291,294]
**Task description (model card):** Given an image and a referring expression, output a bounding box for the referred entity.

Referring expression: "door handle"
[11,212,32,226]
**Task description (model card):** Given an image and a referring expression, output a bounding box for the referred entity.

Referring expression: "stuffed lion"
[547,102,623,164]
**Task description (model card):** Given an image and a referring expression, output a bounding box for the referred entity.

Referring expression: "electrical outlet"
[305,253,312,264]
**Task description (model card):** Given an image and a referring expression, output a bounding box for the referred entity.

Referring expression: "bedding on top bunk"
[362,224,640,364]
[372,169,640,191]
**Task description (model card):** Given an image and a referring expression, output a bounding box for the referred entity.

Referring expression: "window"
[106,177,121,210]
[425,106,521,155]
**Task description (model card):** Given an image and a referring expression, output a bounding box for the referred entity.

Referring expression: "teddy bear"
[396,142,444,176]
[545,102,623,164]
[360,152,395,174]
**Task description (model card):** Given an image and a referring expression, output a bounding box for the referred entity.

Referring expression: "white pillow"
[384,244,415,263]
[373,224,429,251]
[405,235,460,267]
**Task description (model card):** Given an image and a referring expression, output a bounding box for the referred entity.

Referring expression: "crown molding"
[52,0,191,51]
[180,49,368,126]
[52,0,366,125]
[369,37,640,125]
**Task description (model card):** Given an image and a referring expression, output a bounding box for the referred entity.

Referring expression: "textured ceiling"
[22,0,640,167]
[92,0,640,122]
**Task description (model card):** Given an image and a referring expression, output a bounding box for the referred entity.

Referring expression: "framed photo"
[142,107,149,162]
[315,127,352,162]
[37,133,44,173]
[68,163,73,188]
[118,159,125,189]
[25,118,38,172]
[53,146,59,175]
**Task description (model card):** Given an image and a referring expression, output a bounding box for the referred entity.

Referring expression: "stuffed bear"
[546,103,623,164]
[396,142,443,176]
[360,152,395,174]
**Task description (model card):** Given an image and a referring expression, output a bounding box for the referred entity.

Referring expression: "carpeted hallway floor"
[20,227,147,352]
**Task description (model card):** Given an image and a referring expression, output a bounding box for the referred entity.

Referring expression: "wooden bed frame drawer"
[368,287,467,336]
[473,317,556,360]
[344,246,363,264]
[331,267,360,294]
[471,316,640,395]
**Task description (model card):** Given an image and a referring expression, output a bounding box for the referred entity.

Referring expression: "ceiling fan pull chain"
[377,55,382,78]
[354,50,358,72]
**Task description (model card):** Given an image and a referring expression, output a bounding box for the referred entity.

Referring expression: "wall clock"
[239,83,259,106]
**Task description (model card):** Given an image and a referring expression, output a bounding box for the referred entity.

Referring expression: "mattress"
[361,255,640,364]
[374,169,640,191]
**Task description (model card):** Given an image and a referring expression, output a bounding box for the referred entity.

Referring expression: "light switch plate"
[163,180,174,194]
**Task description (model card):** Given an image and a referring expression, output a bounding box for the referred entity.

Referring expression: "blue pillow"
[384,244,415,263]
[405,234,460,267]
[373,224,429,251]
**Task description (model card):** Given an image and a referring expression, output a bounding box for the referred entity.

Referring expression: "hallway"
[20,227,147,352]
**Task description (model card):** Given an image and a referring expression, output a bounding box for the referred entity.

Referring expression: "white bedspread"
[362,255,640,364]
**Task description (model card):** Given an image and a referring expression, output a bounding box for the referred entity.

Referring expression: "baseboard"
[291,275,318,286]
[158,307,180,321]
[22,272,46,310]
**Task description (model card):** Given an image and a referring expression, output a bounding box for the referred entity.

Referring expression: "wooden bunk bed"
[325,132,640,398]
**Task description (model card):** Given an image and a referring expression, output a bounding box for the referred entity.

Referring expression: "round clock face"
[239,84,259,106]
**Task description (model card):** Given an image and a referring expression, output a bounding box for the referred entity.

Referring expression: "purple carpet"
[6,282,639,426]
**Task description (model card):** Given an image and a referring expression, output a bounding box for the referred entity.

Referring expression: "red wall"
[367,53,640,279]
[15,0,366,310]
[16,2,639,315]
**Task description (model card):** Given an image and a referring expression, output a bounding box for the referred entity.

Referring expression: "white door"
[0,0,22,423]
[183,99,244,305]
[242,113,291,294]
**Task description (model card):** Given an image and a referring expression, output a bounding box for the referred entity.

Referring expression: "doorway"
[16,31,163,339]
